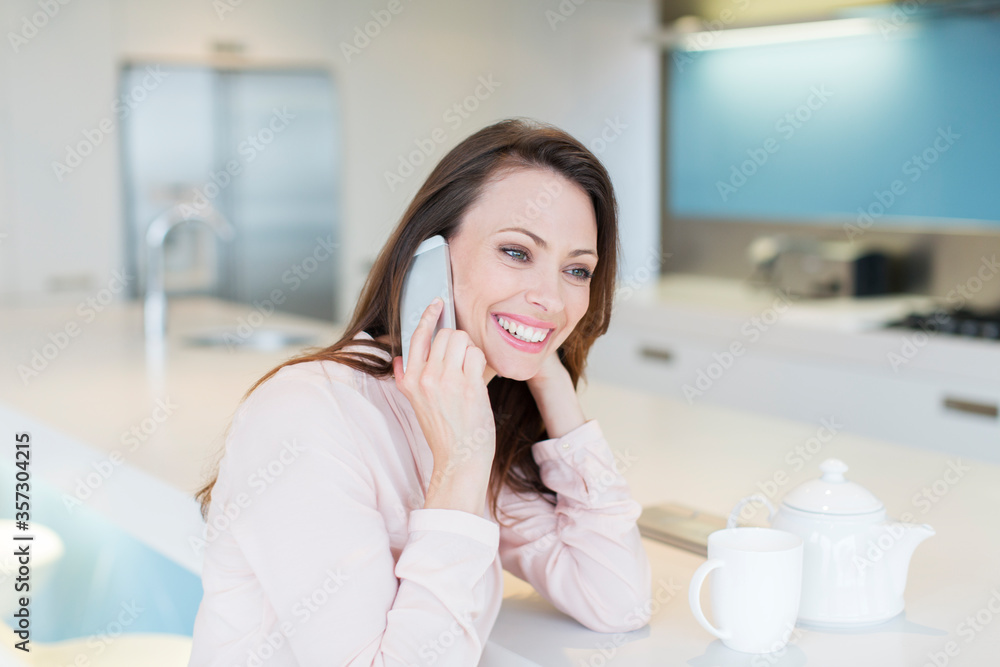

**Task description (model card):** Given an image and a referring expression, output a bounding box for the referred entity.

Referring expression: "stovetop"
[887,307,1000,341]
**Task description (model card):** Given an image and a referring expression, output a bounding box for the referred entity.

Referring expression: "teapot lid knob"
[783,458,884,514]
[820,458,849,482]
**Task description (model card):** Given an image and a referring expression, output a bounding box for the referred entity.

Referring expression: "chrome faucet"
[144,203,236,342]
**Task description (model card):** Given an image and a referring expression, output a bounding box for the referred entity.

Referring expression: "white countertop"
[493,379,1000,666]
[0,296,343,573]
[623,274,1000,385]
[0,296,344,494]
[1,295,998,666]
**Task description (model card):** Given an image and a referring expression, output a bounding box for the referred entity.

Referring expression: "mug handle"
[727,493,776,529]
[688,559,731,640]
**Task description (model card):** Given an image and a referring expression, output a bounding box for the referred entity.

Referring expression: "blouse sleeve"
[495,419,652,633]
[221,370,499,666]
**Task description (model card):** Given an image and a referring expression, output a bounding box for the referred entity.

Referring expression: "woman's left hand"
[526,346,572,388]
[526,349,586,439]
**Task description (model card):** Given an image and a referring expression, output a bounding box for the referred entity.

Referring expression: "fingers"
[406,298,443,377]
[426,324,451,368]
[434,328,484,379]
[400,297,487,393]
[444,328,473,372]
[392,356,404,388]
[463,344,487,382]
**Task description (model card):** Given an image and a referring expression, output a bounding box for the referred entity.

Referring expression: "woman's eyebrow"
[496,226,598,259]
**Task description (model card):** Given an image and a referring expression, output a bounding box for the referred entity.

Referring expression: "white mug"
[688,527,803,654]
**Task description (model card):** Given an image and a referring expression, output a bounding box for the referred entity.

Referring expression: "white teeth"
[496,316,549,343]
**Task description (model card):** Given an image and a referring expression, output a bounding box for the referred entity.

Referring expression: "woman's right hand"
[393,298,497,484]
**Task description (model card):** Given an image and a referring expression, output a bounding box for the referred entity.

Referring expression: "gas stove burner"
[887,307,1000,340]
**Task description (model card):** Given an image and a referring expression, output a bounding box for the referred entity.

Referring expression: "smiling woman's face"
[447,167,598,382]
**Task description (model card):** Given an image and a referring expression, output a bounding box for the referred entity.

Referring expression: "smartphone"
[400,235,457,372]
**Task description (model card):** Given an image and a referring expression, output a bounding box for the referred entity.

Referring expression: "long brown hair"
[195,117,620,525]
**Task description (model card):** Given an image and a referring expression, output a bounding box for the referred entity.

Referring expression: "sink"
[183,327,319,351]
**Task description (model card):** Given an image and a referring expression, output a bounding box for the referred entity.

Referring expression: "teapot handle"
[727,493,776,529]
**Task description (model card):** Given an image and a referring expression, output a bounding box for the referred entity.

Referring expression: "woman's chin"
[487,358,539,383]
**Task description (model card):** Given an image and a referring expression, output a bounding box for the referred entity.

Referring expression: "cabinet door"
[588,321,1000,462]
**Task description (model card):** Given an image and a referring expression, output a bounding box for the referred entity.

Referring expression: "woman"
[189,118,652,666]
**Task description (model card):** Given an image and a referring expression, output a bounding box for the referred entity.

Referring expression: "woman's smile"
[491,312,554,350]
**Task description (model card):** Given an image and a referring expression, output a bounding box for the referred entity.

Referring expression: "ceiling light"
[673,17,885,52]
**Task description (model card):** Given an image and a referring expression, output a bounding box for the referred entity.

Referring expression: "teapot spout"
[885,521,935,599]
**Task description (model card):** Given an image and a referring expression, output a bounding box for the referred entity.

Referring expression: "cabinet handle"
[942,396,998,419]
[639,345,674,363]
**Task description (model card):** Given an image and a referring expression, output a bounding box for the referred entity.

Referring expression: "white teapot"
[728,458,935,627]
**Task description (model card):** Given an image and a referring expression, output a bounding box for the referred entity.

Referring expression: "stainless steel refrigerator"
[119,62,340,322]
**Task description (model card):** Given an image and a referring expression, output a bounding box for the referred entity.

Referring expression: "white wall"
[0,0,660,321]
[0,0,119,300]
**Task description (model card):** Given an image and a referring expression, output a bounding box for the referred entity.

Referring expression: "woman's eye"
[501,246,591,281]
[502,247,528,262]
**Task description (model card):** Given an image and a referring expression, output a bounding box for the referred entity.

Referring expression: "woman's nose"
[525,271,564,313]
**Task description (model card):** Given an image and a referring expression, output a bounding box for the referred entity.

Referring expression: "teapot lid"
[782,459,884,515]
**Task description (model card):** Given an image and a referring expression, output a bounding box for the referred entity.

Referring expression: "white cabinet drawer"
[588,322,1000,462]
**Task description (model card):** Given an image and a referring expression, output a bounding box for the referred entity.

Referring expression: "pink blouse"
[189,332,652,666]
